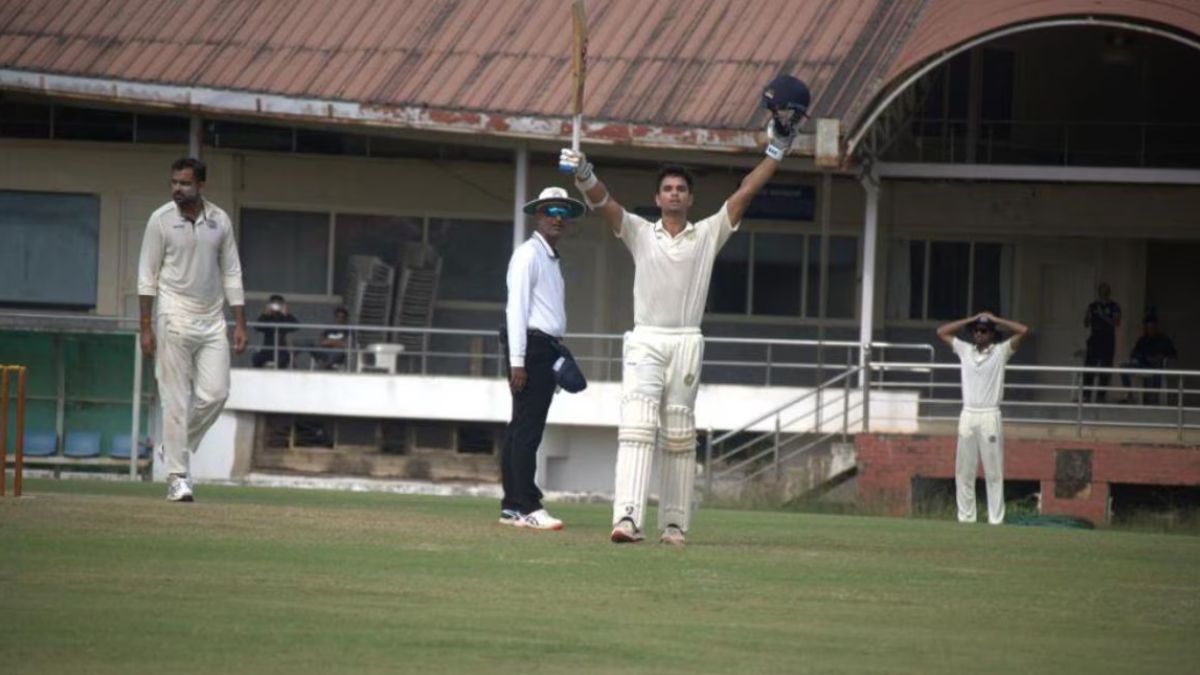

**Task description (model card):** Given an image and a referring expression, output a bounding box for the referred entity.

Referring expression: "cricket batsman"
[138,157,248,502]
[560,76,810,545]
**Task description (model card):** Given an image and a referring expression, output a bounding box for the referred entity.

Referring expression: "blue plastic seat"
[21,431,58,457]
[110,434,150,459]
[64,431,102,458]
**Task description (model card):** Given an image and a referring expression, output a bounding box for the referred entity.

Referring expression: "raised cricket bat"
[560,0,588,173]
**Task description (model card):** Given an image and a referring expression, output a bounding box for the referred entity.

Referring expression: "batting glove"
[560,148,598,190]
[765,118,795,161]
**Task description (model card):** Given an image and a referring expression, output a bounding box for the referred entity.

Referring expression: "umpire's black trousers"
[501,331,557,515]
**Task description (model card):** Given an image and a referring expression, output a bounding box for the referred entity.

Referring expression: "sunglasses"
[540,205,571,218]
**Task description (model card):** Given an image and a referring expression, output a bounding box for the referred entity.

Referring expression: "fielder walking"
[936,312,1029,525]
[499,187,585,530]
[138,157,247,502]
[559,105,800,545]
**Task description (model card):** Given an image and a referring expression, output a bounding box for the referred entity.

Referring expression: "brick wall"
[855,434,1200,524]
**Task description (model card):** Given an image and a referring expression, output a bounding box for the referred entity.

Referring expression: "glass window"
[0,190,100,308]
[824,236,858,319]
[208,121,293,152]
[0,99,51,138]
[908,240,926,319]
[54,106,133,142]
[296,129,368,156]
[429,218,509,303]
[333,214,423,292]
[707,235,749,314]
[971,242,1015,316]
[927,241,970,320]
[240,209,331,295]
[752,233,804,316]
[135,114,189,144]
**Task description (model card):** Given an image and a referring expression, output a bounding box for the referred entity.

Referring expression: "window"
[0,99,51,138]
[708,232,858,319]
[240,209,331,295]
[237,209,508,306]
[0,190,100,308]
[429,218,510,303]
[887,239,1014,320]
[54,105,133,142]
[333,214,422,290]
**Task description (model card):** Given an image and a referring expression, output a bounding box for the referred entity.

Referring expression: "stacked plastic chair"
[344,256,396,349]
[392,244,442,358]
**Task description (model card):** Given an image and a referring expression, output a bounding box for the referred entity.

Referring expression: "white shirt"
[506,231,566,368]
[138,199,244,320]
[617,202,739,328]
[952,337,1015,411]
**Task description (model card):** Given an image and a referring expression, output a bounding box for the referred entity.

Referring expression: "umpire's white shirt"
[137,199,244,318]
[506,231,565,368]
[952,337,1014,411]
[617,202,738,329]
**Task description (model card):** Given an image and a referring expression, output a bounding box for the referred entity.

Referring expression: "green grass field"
[2,479,1198,675]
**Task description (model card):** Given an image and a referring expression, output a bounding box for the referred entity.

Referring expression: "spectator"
[1082,282,1121,403]
[252,294,299,368]
[1120,316,1177,405]
[313,306,352,370]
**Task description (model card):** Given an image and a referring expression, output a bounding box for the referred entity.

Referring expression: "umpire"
[499,187,584,531]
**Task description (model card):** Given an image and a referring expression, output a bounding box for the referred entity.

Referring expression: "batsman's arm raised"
[560,148,624,235]
[725,119,794,225]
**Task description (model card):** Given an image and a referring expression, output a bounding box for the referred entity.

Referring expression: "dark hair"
[171,157,207,182]
[268,294,286,303]
[334,306,349,316]
[656,164,694,192]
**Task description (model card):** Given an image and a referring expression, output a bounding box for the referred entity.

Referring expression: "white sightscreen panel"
[0,190,100,308]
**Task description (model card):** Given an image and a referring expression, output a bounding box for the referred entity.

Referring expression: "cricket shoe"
[521,509,564,531]
[610,518,644,543]
[166,474,193,503]
[659,524,686,546]
[499,509,525,527]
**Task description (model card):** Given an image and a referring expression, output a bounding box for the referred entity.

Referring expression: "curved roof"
[0,0,1197,157]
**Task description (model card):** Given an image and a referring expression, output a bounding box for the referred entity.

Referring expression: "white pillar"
[858,171,880,389]
[512,143,529,253]
[188,116,202,159]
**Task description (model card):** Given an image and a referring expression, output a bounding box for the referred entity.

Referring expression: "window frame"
[889,235,1019,326]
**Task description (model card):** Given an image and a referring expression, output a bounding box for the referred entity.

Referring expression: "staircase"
[703,366,864,503]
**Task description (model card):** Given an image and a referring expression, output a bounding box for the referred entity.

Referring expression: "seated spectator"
[252,294,300,369]
[313,306,353,370]
[1120,316,1177,404]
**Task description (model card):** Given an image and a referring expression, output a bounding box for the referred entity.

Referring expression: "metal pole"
[774,414,781,480]
[765,343,772,386]
[843,350,851,442]
[129,336,143,480]
[858,169,879,391]
[188,116,202,159]
[1076,369,1084,438]
[1178,376,1185,442]
[512,143,529,254]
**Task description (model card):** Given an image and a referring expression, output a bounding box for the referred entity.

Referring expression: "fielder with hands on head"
[138,157,248,502]
[936,311,1029,525]
[499,187,585,531]
[559,75,809,545]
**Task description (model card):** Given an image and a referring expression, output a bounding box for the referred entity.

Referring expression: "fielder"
[936,312,1029,524]
[138,157,247,502]
[559,83,806,545]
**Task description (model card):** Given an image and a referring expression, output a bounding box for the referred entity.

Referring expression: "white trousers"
[956,408,1005,525]
[155,313,230,476]
[612,327,704,532]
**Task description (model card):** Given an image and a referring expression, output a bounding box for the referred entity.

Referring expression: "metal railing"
[868,361,1200,440]
[703,366,864,495]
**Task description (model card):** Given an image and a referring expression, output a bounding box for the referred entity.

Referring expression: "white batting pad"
[657,404,696,531]
[613,394,660,528]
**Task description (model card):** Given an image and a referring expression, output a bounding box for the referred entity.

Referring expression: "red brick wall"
[855,434,1200,524]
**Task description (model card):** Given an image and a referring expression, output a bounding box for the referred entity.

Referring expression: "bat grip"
[560,113,583,174]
